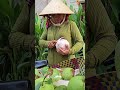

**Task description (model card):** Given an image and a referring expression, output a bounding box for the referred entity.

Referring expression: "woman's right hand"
[48,40,57,48]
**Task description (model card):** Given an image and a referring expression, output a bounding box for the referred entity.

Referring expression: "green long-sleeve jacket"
[115,40,120,79]
[39,20,84,65]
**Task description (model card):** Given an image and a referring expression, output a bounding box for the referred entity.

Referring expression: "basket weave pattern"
[52,58,85,75]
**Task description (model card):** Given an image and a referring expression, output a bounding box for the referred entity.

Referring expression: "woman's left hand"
[57,45,70,55]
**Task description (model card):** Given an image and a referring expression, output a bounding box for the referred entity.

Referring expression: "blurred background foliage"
[0,0,31,81]
[0,0,120,80]
[101,0,120,39]
[35,14,48,60]
[96,0,120,74]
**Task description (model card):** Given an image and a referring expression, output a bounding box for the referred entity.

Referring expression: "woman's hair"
[45,14,70,29]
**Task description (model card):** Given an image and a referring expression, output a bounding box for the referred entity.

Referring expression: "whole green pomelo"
[35,78,49,83]
[62,68,74,80]
[41,66,49,75]
[55,85,67,90]
[35,78,42,90]
[67,76,85,90]
[40,84,54,90]
[35,69,42,79]
[35,78,45,90]
[35,77,49,87]
[35,78,44,86]
[50,69,62,82]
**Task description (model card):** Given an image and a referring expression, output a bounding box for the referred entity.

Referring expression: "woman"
[39,0,84,66]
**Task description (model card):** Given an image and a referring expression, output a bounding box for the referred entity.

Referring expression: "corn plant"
[69,4,85,37]
[0,47,32,80]
[35,14,48,60]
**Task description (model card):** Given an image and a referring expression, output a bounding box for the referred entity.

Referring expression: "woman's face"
[49,14,66,24]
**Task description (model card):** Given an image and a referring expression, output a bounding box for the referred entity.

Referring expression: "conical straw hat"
[39,0,74,16]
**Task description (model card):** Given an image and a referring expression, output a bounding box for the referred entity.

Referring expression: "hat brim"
[39,0,74,16]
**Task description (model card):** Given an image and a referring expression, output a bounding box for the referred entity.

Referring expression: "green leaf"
[18,52,32,64]
[42,52,48,57]
[17,62,30,71]
[110,0,120,11]
[70,5,74,11]
[108,0,120,24]
[0,55,6,64]
[6,73,12,80]
[0,0,14,19]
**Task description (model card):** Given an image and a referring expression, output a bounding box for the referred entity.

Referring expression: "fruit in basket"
[40,84,54,90]
[35,78,45,90]
[35,78,43,85]
[67,76,85,90]
[35,69,40,76]
[41,66,49,75]
[35,78,53,90]
[50,69,62,82]
[35,79,41,90]
[76,76,85,81]
[62,68,74,80]
[35,78,49,86]
[56,38,70,51]
[55,85,67,90]
[35,69,42,79]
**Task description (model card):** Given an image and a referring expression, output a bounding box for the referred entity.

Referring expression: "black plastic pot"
[35,60,48,68]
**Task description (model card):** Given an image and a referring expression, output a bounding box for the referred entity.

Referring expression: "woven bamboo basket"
[86,71,120,90]
[51,58,85,76]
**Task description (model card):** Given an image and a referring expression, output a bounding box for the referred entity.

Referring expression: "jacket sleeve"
[86,0,117,68]
[115,40,120,79]
[69,21,84,55]
[9,2,34,50]
[39,29,49,48]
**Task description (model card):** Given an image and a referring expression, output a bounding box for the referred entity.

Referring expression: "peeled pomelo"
[67,76,85,90]
[53,80,69,87]
[55,85,67,90]
[56,38,70,51]
[62,68,74,80]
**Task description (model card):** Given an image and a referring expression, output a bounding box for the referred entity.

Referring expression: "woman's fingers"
[52,40,57,43]
[58,48,69,55]
[52,40,57,45]
[48,40,57,48]
[48,41,54,48]
[56,48,64,55]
